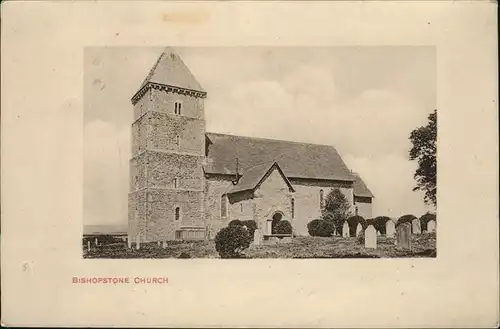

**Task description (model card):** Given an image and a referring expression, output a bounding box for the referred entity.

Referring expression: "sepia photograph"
[83,46,437,259]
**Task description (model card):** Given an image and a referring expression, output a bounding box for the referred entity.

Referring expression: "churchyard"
[83,230,436,259]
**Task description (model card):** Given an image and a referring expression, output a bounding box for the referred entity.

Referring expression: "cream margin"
[1,1,498,327]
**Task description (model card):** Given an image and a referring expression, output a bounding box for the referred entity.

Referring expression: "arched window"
[172,178,178,189]
[175,207,180,221]
[291,198,295,219]
[320,189,324,208]
[221,194,227,217]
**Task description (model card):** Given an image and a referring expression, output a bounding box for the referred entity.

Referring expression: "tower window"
[172,178,178,189]
[175,135,180,146]
[174,101,182,115]
[240,203,243,213]
[291,198,295,219]
[175,207,180,221]
[320,189,324,208]
[221,194,227,217]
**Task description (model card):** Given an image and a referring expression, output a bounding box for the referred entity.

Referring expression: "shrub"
[356,229,365,245]
[396,214,417,228]
[307,219,335,237]
[274,220,292,235]
[177,252,191,259]
[322,188,353,231]
[215,225,251,258]
[228,219,243,227]
[419,212,436,231]
[372,216,392,234]
[347,215,366,237]
[242,220,258,239]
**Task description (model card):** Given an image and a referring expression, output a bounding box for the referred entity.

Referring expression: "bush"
[177,252,191,259]
[228,219,243,227]
[396,214,417,228]
[356,229,365,245]
[307,219,335,237]
[242,220,258,239]
[274,220,292,235]
[372,216,392,234]
[419,213,436,231]
[215,225,251,258]
[347,215,366,237]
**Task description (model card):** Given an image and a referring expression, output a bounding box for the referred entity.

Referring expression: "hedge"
[396,214,417,228]
[347,215,366,237]
[307,219,335,237]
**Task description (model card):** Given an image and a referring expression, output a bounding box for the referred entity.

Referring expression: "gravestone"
[282,237,292,243]
[427,220,436,233]
[157,241,161,247]
[365,225,377,249]
[377,231,381,237]
[386,220,395,237]
[412,219,421,234]
[127,236,132,249]
[342,222,349,238]
[356,223,363,236]
[162,241,167,249]
[253,229,262,246]
[136,234,140,250]
[396,223,411,249]
[87,241,91,251]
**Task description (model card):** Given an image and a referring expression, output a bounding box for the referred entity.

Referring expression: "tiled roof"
[137,47,205,93]
[83,224,128,236]
[205,133,355,182]
[352,173,374,198]
[228,161,294,194]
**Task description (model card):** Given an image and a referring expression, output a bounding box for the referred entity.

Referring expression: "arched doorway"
[271,212,283,234]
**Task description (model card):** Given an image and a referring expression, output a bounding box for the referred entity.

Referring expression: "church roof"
[136,47,205,94]
[205,133,355,182]
[352,173,374,198]
[228,161,295,194]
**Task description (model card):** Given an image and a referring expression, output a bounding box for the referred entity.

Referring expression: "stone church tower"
[128,48,207,244]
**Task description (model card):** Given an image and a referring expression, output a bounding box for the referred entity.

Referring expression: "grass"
[83,232,436,259]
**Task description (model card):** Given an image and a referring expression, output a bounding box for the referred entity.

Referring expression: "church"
[128,48,374,243]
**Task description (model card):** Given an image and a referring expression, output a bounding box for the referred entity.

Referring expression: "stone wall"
[149,111,205,155]
[354,197,373,219]
[147,151,204,191]
[253,168,293,235]
[133,88,152,119]
[131,113,150,156]
[150,88,204,120]
[204,175,233,236]
[289,178,355,236]
[128,190,147,242]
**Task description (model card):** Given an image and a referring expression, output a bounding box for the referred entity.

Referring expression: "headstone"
[136,234,140,250]
[162,241,167,249]
[157,241,161,247]
[396,223,411,249]
[253,229,262,246]
[427,220,436,232]
[386,220,395,237]
[127,236,132,249]
[282,237,292,243]
[365,225,377,249]
[412,219,421,234]
[356,223,362,236]
[95,238,98,246]
[87,241,91,251]
[377,231,381,237]
[342,222,349,238]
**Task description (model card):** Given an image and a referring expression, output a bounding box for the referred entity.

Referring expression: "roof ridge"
[205,131,338,149]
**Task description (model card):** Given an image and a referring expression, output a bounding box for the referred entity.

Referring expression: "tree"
[409,109,437,207]
[322,188,353,233]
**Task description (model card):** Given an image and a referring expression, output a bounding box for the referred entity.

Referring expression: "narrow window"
[291,198,295,219]
[174,102,178,115]
[320,189,324,208]
[240,203,243,213]
[175,207,180,221]
[174,101,182,115]
[175,135,180,146]
[221,194,227,217]
[172,178,178,189]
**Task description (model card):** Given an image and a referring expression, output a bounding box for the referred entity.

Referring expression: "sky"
[84,46,436,226]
